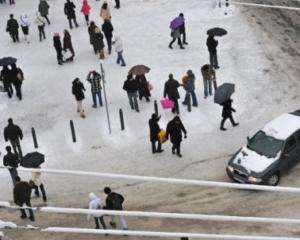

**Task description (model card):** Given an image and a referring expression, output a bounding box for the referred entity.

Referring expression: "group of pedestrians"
[0,0,15,5]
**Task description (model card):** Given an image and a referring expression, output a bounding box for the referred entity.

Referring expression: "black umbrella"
[20,152,45,168]
[129,65,151,76]
[0,57,17,66]
[207,27,227,37]
[214,83,235,105]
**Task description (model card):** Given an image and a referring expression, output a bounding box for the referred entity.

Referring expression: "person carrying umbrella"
[3,146,19,186]
[149,113,164,154]
[163,74,181,114]
[136,74,151,102]
[122,74,139,112]
[206,35,219,69]
[11,63,24,100]
[6,14,19,43]
[29,169,47,202]
[0,65,14,98]
[4,118,23,158]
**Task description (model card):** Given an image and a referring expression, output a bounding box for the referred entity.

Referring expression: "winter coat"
[123,78,139,93]
[20,14,30,27]
[101,21,113,39]
[201,65,216,81]
[64,1,76,19]
[0,68,12,90]
[166,117,187,145]
[63,32,74,55]
[88,23,97,44]
[183,73,195,92]
[100,6,111,20]
[53,36,63,52]
[11,67,23,87]
[35,14,46,26]
[206,36,218,53]
[87,193,104,219]
[87,71,102,93]
[39,0,50,16]
[163,78,180,100]
[13,181,32,206]
[222,99,235,118]
[114,36,123,52]
[3,152,19,168]
[72,80,85,101]
[136,75,150,98]
[92,31,104,51]
[4,123,23,141]
[81,0,91,16]
[6,18,19,34]
[149,116,160,142]
[105,192,124,210]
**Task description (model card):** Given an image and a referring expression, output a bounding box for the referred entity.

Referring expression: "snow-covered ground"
[1,0,300,239]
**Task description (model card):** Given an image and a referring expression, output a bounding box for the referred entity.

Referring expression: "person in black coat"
[1,66,14,98]
[64,0,78,29]
[206,35,219,69]
[166,116,187,157]
[6,14,19,42]
[72,78,86,117]
[13,176,35,221]
[163,74,181,114]
[53,33,64,65]
[136,74,150,102]
[3,146,19,186]
[123,74,139,112]
[88,21,97,48]
[63,29,75,61]
[220,98,239,131]
[11,63,23,100]
[149,114,164,154]
[92,27,105,59]
[101,19,113,54]
[4,118,23,158]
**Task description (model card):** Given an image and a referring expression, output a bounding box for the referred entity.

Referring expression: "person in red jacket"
[81,0,91,26]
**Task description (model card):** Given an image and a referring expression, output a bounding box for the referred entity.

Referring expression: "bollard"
[119,109,125,131]
[31,127,38,149]
[70,120,76,142]
[187,93,191,112]
[154,100,158,116]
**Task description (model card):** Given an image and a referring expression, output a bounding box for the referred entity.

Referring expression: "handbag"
[160,98,174,109]
[158,130,167,144]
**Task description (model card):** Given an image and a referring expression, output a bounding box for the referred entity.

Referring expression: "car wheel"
[267,173,280,186]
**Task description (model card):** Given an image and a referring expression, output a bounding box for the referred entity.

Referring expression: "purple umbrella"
[170,16,184,30]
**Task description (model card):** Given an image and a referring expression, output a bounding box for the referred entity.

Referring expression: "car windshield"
[247,131,283,158]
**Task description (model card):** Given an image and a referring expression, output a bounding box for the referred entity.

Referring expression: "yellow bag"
[158,130,167,144]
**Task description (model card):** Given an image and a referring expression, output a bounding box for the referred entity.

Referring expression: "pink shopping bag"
[160,99,174,109]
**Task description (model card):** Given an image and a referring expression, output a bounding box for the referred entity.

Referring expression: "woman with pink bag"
[163,73,181,114]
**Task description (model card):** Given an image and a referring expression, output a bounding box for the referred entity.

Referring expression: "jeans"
[38,25,46,41]
[110,215,128,230]
[127,92,139,112]
[68,17,78,29]
[184,91,198,106]
[209,51,219,68]
[9,168,19,186]
[92,91,103,107]
[94,216,106,229]
[151,141,162,153]
[204,79,218,97]
[117,51,126,66]
[10,139,22,158]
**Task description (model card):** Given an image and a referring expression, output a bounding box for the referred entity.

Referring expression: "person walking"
[29,169,47,202]
[3,146,19,186]
[206,35,219,69]
[101,19,113,54]
[81,0,91,26]
[63,29,75,61]
[19,14,30,43]
[11,63,24,100]
[53,33,64,65]
[166,116,187,158]
[72,78,86,118]
[64,0,78,29]
[220,98,239,131]
[4,118,23,158]
[113,35,126,66]
[35,12,46,42]
[104,187,128,230]
[149,114,164,154]
[88,21,98,53]
[136,74,150,102]
[100,1,111,21]
[182,70,197,107]
[201,64,217,98]
[178,13,188,45]
[13,177,35,221]
[6,14,19,42]
[123,74,139,112]
[92,27,105,59]
[0,66,13,98]
[87,193,107,229]
[163,74,181,114]
[38,0,50,25]
[86,70,103,108]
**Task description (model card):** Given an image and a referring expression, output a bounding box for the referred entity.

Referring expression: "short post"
[119,109,125,131]
[187,93,191,112]
[225,0,229,15]
[70,120,76,142]
[154,100,158,116]
[31,127,38,149]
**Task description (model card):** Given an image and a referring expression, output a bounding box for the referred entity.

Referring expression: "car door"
[280,135,298,172]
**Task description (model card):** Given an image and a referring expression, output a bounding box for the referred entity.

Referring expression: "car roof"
[262,113,300,140]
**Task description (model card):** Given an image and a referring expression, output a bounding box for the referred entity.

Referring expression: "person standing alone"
[64,0,78,29]
[35,12,46,42]
[4,118,23,158]
[72,78,86,118]
[86,70,103,108]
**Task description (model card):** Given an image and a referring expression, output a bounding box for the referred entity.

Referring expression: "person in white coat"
[35,12,46,42]
[19,14,30,43]
[87,193,107,229]
[113,35,126,67]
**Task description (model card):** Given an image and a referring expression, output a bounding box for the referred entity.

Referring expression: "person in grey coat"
[38,0,50,25]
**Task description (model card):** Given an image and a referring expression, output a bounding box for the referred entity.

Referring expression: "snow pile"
[0,220,17,229]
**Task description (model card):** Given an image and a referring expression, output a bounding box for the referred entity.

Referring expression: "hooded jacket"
[81,0,91,16]
[39,0,50,16]
[87,193,104,219]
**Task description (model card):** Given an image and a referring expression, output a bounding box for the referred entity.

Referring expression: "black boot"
[40,184,47,202]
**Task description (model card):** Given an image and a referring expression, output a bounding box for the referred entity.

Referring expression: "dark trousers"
[151,141,162,154]
[92,91,103,107]
[170,98,179,114]
[117,51,126,66]
[68,17,78,29]
[11,32,19,42]
[115,0,120,8]
[42,15,50,25]
[94,216,107,229]
[19,199,34,221]
[38,25,46,41]
[8,168,19,186]
[56,50,63,64]
[169,37,182,47]
[9,0,14,4]
[172,142,181,155]
[180,30,187,44]
[4,82,13,98]
[209,51,219,68]
[220,116,236,128]
[183,91,198,106]
[10,139,22,158]
[127,92,139,112]
[84,15,89,25]
[105,36,112,54]
[32,182,47,202]
[14,84,22,100]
